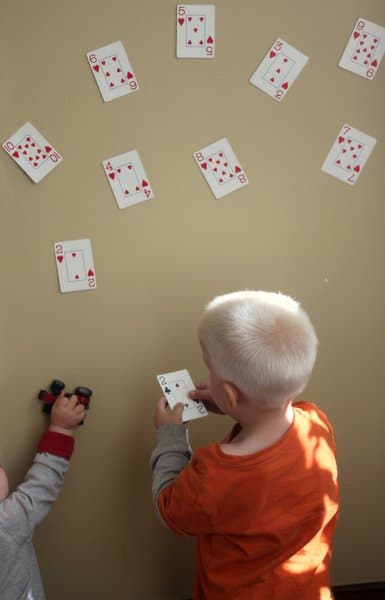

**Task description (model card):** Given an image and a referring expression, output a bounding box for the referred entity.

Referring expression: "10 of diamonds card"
[157,369,208,422]
[194,138,248,199]
[321,124,376,185]
[250,38,308,101]
[176,4,215,58]
[87,41,139,102]
[339,17,385,80]
[102,150,154,209]
[2,122,62,183]
[54,239,97,293]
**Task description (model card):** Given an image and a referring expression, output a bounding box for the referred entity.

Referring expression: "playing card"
[176,5,215,58]
[102,150,154,209]
[339,17,385,79]
[321,124,376,185]
[157,369,208,422]
[87,41,139,102]
[2,122,62,183]
[194,138,248,199]
[54,239,97,293]
[249,38,308,101]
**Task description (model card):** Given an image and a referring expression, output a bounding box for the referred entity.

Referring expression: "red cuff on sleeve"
[37,431,75,460]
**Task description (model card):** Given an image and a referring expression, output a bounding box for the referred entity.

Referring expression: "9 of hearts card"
[54,239,97,293]
[321,124,376,186]
[2,122,62,183]
[194,138,248,199]
[87,41,139,102]
[102,150,154,209]
[339,17,385,80]
[249,38,308,101]
[176,5,215,58]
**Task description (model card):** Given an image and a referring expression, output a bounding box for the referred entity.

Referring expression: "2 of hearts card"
[87,41,139,102]
[157,369,208,422]
[2,122,62,183]
[339,17,385,80]
[54,239,97,293]
[194,138,248,199]
[321,124,376,185]
[176,5,215,58]
[102,150,154,209]
[250,38,308,101]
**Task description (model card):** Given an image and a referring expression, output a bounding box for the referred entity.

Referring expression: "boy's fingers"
[195,381,209,390]
[68,394,78,409]
[188,389,210,400]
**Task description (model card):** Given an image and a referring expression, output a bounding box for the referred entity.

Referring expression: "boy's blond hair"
[199,291,318,408]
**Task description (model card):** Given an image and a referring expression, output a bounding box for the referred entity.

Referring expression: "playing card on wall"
[87,41,139,102]
[102,150,154,209]
[157,369,208,422]
[321,124,376,185]
[249,38,308,101]
[339,17,385,80]
[176,5,215,58]
[194,138,248,199]
[54,239,97,293]
[2,122,62,183]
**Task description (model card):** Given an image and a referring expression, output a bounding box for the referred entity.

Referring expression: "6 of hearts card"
[87,41,139,102]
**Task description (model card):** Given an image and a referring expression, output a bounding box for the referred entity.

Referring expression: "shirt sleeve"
[150,424,213,536]
[0,431,74,543]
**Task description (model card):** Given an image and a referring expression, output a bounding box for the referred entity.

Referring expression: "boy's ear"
[223,381,242,409]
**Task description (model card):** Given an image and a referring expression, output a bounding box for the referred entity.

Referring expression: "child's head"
[199,291,318,410]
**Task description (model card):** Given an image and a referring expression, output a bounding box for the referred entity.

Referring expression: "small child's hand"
[49,392,86,435]
[188,381,225,414]
[154,397,184,429]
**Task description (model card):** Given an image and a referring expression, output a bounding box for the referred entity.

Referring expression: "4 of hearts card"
[321,124,376,185]
[87,41,139,102]
[54,239,97,293]
[2,122,62,183]
[176,4,215,58]
[249,38,308,101]
[339,17,385,80]
[157,369,208,422]
[102,150,154,209]
[194,138,248,199]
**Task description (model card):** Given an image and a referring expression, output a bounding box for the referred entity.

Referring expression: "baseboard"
[333,581,385,592]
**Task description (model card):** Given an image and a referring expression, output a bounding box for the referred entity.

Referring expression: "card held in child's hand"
[194,138,248,199]
[2,122,62,183]
[338,17,385,80]
[176,5,215,58]
[157,369,208,422]
[87,41,139,102]
[54,239,97,293]
[321,124,376,186]
[102,150,154,209]
[249,38,308,101]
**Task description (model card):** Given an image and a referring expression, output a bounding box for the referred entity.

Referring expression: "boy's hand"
[188,381,225,415]
[154,397,184,429]
[49,392,86,435]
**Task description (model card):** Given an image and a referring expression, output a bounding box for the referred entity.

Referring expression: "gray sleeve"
[0,452,70,543]
[150,424,192,524]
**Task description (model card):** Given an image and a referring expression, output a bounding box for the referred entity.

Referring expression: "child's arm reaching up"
[0,393,84,543]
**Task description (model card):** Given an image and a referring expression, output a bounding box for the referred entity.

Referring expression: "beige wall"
[1,0,384,598]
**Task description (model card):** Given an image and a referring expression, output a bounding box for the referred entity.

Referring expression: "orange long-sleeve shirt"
[157,402,339,599]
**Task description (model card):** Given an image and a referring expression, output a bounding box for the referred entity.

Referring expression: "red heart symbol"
[45,146,52,153]
[276,68,281,73]
[269,51,276,59]
[128,165,132,170]
[117,68,121,72]
[12,151,19,158]
[75,275,79,279]
[201,162,207,170]
[188,16,192,21]
[23,151,27,155]
[353,31,360,39]
[213,168,217,172]
[353,55,358,60]
[29,157,33,161]
[371,59,377,67]
[57,256,64,263]
[281,82,288,90]
[200,16,204,21]
[219,153,223,157]
[363,34,367,38]
[188,40,192,45]
[112,56,117,61]
[230,173,234,178]
[364,60,368,65]
[374,38,378,43]
[32,143,35,147]
[27,137,31,142]
[142,180,148,187]
[101,60,106,65]
[108,173,115,180]
[270,77,275,82]
[338,136,344,144]
[358,144,362,149]
[284,58,288,63]
[72,252,76,257]
[336,160,341,164]
[117,168,121,173]
[127,71,134,79]
[194,27,198,32]
[33,162,38,167]
[42,154,46,159]
[235,166,241,173]
[88,269,94,277]
[93,65,100,72]
[208,158,213,161]
[135,186,139,191]
[342,149,347,153]
[125,190,129,195]
[110,83,114,87]
[353,154,357,158]
[354,165,360,173]
[37,149,42,153]
[18,144,22,149]
[178,18,184,26]
[219,178,223,183]
[199,40,203,45]
[106,71,110,76]
[120,78,125,83]
[207,36,213,44]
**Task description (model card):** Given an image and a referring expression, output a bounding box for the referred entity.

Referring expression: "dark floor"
[334,592,385,599]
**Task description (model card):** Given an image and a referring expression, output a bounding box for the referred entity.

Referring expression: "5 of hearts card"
[176,5,215,58]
